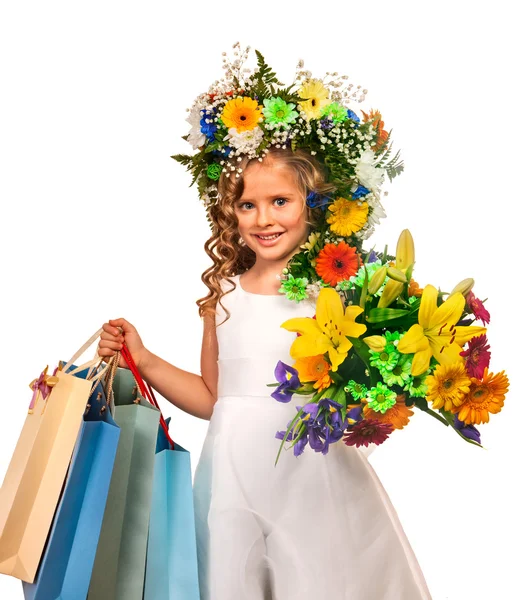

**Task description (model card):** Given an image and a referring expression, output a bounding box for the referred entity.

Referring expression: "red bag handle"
[120,344,175,449]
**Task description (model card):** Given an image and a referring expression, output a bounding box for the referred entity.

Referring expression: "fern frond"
[171,154,194,166]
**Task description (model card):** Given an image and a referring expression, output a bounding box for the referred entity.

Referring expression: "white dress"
[193,274,431,600]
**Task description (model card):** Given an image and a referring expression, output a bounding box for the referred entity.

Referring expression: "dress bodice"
[215,275,316,398]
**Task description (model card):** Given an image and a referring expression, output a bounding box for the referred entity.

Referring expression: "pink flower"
[460,335,491,379]
[466,291,490,325]
[343,419,393,448]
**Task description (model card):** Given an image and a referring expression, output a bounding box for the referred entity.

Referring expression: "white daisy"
[224,126,264,154]
[355,150,385,192]
[186,102,206,149]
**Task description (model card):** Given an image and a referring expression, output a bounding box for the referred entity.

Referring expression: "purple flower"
[275,406,310,457]
[302,398,346,455]
[319,117,335,131]
[346,404,363,423]
[454,414,481,444]
[271,361,301,403]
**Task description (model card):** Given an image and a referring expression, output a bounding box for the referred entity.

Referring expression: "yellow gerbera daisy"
[327,197,369,237]
[220,96,263,133]
[455,368,509,425]
[293,355,332,392]
[298,79,331,120]
[425,362,471,411]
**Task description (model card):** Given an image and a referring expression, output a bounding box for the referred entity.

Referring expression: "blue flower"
[454,414,481,444]
[347,109,360,124]
[351,185,370,199]
[271,361,301,403]
[306,191,331,212]
[212,145,231,157]
[200,109,218,142]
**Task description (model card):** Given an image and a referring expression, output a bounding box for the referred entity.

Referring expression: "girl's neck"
[240,266,283,295]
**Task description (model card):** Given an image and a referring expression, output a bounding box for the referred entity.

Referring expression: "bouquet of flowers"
[271,229,509,462]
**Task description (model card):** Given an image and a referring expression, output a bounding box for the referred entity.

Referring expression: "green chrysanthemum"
[279,274,309,302]
[336,279,353,292]
[381,356,413,387]
[366,382,397,414]
[351,261,384,289]
[344,380,368,401]
[384,330,402,345]
[263,97,298,126]
[404,373,429,398]
[321,102,348,124]
[369,347,400,372]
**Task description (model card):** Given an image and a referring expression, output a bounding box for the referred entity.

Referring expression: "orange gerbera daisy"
[362,109,389,152]
[221,96,263,132]
[363,394,414,430]
[454,368,509,425]
[293,355,332,392]
[316,241,360,286]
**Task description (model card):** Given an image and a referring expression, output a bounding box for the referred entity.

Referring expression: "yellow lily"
[397,284,487,376]
[281,287,367,372]
[378,229,415,308]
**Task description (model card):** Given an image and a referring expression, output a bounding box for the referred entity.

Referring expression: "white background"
[1,1,519,598]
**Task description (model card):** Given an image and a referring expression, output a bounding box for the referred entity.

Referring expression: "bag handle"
[60,327,104,375]
[120,344,174,449]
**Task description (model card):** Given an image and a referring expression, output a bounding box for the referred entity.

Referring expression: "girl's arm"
[100,316,218,421]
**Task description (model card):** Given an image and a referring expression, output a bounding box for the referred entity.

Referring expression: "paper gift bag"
[22,357,121,600]
[117,344,200,600]
[87,367,160,600]
[144,421,200,600]
[0,329,110,583]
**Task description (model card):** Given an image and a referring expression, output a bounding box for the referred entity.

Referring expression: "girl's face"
[234,158,309,266]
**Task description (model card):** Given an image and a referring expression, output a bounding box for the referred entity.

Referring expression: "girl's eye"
[238,198,287,210]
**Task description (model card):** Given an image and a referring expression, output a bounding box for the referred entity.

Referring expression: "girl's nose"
[256,206,275,228]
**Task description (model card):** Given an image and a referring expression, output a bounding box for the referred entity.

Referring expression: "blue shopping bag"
[144,419,200,600]
[22,364,120,600]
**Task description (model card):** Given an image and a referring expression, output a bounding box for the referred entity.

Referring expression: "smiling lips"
[255,232,284,240]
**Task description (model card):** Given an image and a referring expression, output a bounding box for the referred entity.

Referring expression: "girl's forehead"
[243,160,297,187]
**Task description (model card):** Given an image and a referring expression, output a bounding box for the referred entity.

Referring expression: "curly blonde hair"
[196,148,334,324]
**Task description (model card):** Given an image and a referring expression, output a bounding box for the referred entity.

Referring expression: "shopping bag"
[144,422,200,600]
[0,329,111,583]
[119,345,200,600]
[22,355,121,600]
[87,366,160,600]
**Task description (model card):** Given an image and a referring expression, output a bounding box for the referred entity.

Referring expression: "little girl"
[99,48,432,599]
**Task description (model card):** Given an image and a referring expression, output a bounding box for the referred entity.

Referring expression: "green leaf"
[414,398,450,426]
[440,409,484,448]
[366,308,410,323]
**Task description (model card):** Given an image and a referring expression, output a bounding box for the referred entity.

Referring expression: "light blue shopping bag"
[144,419,200,600]
[22,364,120,600]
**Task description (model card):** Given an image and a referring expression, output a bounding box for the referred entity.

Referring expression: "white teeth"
[257,233,281,240]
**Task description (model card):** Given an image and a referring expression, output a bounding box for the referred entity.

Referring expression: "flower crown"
[172,44,404,299]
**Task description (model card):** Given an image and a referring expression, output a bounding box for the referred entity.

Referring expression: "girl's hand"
[99,318,150,370]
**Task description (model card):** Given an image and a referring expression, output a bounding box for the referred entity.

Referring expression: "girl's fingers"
[100,331,122,342]
[99,339,123,351]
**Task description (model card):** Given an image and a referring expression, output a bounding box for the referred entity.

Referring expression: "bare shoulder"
[201,312,218,401]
